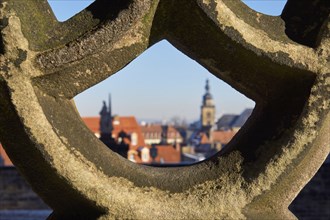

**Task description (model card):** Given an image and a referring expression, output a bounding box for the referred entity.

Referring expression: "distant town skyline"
[48,0,286,121]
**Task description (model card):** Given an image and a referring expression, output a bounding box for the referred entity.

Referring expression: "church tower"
[201,79,216,135]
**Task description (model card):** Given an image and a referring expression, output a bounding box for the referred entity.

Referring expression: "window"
[141,147,150,163]
[131,133,138,146]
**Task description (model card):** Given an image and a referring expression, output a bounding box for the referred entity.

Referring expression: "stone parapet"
[0,167,49,210]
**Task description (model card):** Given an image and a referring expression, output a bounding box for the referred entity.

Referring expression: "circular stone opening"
[74,40,256,167]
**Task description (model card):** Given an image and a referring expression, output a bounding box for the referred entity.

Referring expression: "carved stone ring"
[0,0,329,219]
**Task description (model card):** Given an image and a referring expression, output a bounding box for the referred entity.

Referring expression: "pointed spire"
[107,93,113,132]
[203,79,212,104]
[108,93,112,118]
[205,79,210,93]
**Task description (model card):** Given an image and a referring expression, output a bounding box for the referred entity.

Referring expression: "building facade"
[141,124,183,145]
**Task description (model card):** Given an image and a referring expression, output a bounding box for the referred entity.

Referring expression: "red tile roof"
[81,116,145,149]
[0,143,13,166]
[81,117,180,164]
[154,145,181,164]
[131,145,180,164]
[212,130,237,145]
[200,133,210,144]
[81,117,100,134]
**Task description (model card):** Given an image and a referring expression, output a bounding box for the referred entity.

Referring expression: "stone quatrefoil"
[0,0,329,219]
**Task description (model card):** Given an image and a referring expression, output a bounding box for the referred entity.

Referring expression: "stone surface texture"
[0,0,329,219]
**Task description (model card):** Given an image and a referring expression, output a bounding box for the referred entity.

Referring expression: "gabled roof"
[231,109,253,128]
[0,143,13,166]
[217,114,239,129]
[200,133,210,144]
[217,108,253,129]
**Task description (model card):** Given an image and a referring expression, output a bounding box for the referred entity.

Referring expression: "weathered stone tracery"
[0,0,329,219]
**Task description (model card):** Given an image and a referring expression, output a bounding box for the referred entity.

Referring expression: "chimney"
[160,125,168,145]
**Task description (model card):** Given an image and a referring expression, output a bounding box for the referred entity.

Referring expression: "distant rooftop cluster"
[0,80,253,166]
[82,116,182,164]
[79,80,253,165]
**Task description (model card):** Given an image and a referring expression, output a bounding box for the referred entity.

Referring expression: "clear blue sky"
[48,0,287,122]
